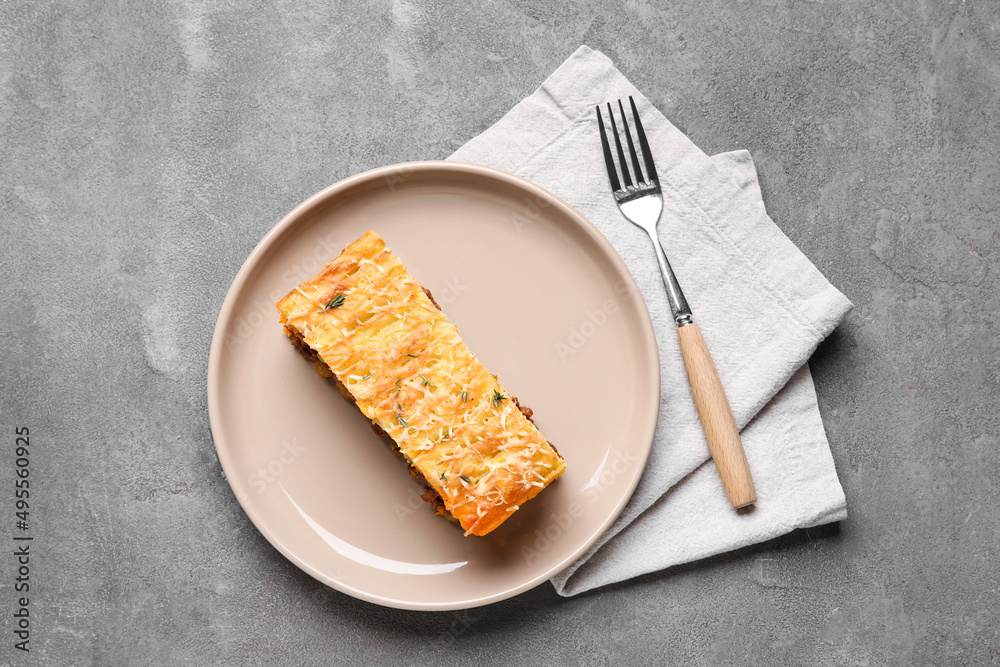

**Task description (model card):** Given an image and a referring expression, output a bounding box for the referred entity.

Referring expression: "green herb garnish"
[440,473,446,481]
[461,390,467,403]
[459,475,472,483]
[394,378,401,396]
[405,353,418,358]
[492,390,505,407]
[397,416,407,427]
[419,374,429,387]
[362,374,371,380]
[323,294,345,310]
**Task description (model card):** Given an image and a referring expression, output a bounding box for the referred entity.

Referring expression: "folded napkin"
[449,46,852,596]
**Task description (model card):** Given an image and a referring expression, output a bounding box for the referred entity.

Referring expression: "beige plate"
[207,162,660,610]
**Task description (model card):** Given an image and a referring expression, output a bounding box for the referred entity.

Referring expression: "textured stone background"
[1,0,998,665]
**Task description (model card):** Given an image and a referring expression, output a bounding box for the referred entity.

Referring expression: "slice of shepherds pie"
[276,230,566,536]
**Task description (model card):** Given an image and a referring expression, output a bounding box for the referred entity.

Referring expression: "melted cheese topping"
[276,230,566,536]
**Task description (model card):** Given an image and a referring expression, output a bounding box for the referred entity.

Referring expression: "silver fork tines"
[597,96,690,322]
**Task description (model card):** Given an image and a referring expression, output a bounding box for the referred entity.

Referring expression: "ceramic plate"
[207,162,659,610]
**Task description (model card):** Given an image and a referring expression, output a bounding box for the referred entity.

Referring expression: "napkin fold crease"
[448,46,851,597]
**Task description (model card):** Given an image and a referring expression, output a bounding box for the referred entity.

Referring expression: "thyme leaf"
[323,294,345,310]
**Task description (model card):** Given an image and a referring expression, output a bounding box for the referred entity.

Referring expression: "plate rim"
[207,160,660,610]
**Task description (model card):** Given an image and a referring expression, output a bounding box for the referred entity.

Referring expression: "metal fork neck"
[647,231,692,326]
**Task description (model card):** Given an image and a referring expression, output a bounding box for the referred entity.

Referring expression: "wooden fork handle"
[676,322,757,509]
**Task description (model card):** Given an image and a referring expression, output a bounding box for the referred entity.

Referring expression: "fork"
[597,97,757,509]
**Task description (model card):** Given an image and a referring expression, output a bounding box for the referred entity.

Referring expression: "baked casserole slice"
[276,230,566,536]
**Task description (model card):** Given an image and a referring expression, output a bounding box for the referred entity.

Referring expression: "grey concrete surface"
[1,0,998,665]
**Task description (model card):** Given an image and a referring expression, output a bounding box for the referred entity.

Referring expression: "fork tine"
[606,103,633,188]
[596,106,621,192]
[629,96,658,185]
[618,99,645,184]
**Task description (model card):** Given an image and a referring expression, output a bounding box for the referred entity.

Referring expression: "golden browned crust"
[276,230,566,536]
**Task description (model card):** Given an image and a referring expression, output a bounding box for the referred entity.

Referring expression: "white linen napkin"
[449,46,852,596]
